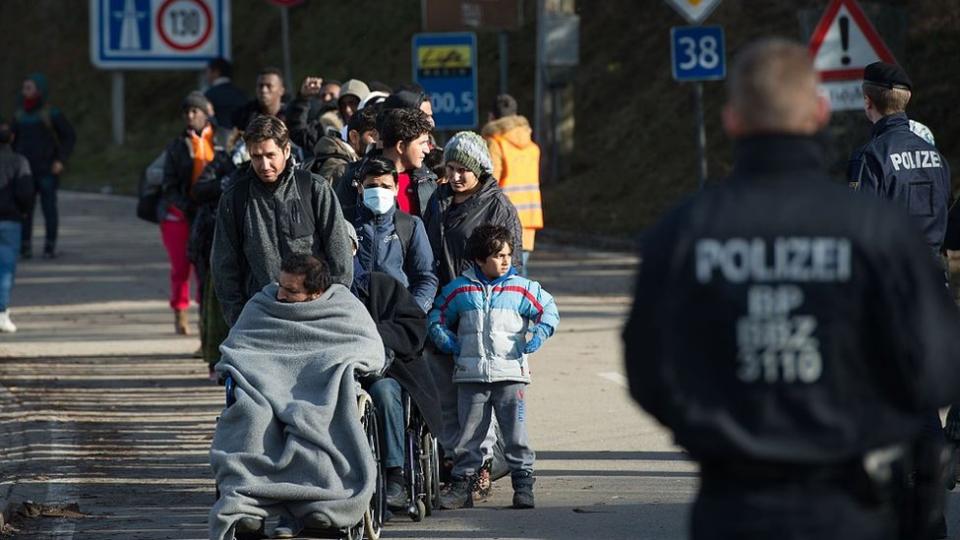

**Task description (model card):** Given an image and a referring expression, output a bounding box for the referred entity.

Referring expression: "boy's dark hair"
[348,105,379,136]
[466,224,514,261]
[208,57,233,78]
[281,253,331,294]
[243,114,290,149]
[492,94,518,119]
[368,81,393,93]
[379,108,432,148]
[257,66,284,81]
[322,79,342,88]
[358,156,398,184]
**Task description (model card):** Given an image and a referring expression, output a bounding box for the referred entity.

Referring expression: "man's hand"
[299,76,323,98]
[429,324,461,356]
[51,160,64,176]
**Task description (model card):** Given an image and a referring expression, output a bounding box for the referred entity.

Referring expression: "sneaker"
[439,475,475,509]
[0,311,17,333]
[42,247,56,259]
[386,470,407,509]
[20,246,31,260]
[234,516,263,534]
[511,472,536,509]
[472,461,492,501]
[272,515,297,538]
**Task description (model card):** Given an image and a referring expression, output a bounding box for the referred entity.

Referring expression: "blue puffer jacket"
[428,266,559,384]
[353,203,438,313]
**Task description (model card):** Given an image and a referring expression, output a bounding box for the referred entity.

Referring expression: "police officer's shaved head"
[723,38,829,136]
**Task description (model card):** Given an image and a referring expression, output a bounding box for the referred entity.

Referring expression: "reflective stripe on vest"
[495,136,543,229]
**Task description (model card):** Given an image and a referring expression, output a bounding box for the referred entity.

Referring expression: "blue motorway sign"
[412,32,479,130]
[671,26,726,82]
[90,0,231,69]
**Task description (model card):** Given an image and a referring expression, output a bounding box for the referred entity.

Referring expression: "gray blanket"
[209,283,385,540]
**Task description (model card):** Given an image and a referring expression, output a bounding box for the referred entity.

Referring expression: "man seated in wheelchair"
[350,257,442,513]
[209,253,385,540]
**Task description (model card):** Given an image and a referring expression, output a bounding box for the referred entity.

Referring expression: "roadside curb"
[0,382,25,530]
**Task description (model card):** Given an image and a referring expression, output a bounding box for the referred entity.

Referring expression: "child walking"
[428,224,559,509]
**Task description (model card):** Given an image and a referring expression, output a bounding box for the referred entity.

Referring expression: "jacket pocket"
[285,200,315,239]
[907,182,933,217]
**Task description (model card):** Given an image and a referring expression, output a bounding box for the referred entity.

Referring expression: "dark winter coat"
[211,164,354,326]
[12,73,76,178]
[353,204,438,313]
[351,267,440,434]
[160,125,231,218]
[422,174,523,287]
[204,78,248,130]
[0,145,34,222]
[306,135,358,183]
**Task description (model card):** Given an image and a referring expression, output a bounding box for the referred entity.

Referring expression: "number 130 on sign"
[671,26,726,82]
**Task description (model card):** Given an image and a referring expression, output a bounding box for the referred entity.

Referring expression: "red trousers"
[160,208,194,311]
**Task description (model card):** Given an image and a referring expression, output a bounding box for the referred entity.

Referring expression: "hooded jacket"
[307,135,358,183]
[422,174,523,287]
[333,155,438,222]
[0,145,34,222]
[353,203,438,313]
[428,266,558,384]
[211,164,354,326]
[482,115,543,251]
[161,124,231,217]
[12,73,76,177]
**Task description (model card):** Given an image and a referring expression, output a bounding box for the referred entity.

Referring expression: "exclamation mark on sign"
[839,15,851,65]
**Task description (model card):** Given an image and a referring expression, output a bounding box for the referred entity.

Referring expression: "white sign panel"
[90,0,231,69]
[820,80,864,112]
[664,0,722,25]
[808,0,895,82]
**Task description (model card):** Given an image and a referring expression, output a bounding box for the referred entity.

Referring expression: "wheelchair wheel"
[422,431,441,515]
[358,392,384,540]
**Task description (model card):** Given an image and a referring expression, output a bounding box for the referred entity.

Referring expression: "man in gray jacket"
[212,115,353,327]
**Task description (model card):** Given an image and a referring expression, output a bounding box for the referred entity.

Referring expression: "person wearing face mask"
[160,91,230,335]
[352,156,437,314]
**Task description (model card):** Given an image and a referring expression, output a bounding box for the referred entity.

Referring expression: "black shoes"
[386,468,407,509]
[511,472,536,509]
[439,474,476,509]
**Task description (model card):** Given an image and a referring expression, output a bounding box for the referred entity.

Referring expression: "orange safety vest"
[493,136,543,250]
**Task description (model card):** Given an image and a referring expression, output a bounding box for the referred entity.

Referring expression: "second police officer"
[623,39,960,540]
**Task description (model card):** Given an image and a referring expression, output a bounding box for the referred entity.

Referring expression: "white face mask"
[362,187,396,215]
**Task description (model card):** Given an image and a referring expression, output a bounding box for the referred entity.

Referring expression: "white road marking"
[597,371,629,388]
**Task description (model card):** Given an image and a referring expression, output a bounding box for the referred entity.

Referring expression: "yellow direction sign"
[664,0,722,25]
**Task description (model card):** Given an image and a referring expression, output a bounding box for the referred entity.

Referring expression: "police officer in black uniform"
[848,61,952,257]
[623,39,960,540]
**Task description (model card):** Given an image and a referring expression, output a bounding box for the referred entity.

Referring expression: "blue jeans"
[22,174,58,251]
[369,377,404,470]
[0,221,22,311]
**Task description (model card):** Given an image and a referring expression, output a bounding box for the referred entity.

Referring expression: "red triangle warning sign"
[808,0,896,81]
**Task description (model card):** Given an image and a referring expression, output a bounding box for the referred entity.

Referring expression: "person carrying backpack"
[12,72,75,259]
[351,155,437,314]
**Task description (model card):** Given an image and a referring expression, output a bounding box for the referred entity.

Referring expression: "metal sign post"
[670,25,725,189]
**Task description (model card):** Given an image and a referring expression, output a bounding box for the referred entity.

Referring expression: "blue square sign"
[671,26,726,82]
[412,32,478,131]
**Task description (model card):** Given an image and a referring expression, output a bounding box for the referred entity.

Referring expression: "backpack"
[394,210,416,259]
[136,149,166,223]
[231,168,318,250]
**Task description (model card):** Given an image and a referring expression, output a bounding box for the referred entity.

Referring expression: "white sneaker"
[0,311,17,333]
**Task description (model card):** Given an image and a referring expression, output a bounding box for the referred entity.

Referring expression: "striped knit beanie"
[443,131,493,178]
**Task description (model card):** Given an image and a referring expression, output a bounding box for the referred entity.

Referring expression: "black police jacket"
[848,113,951,251]
[624,134,960,465]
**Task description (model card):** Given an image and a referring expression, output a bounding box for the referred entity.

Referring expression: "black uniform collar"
[732,134,827,178]
[871,112,909,137]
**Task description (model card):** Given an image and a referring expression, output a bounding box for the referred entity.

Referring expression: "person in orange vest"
[481,94,542,276]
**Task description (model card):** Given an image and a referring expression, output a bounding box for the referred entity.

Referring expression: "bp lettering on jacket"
[694,237,853,384]
[889,150,942,171]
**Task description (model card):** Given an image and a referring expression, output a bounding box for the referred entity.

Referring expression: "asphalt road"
[0,192,694,540]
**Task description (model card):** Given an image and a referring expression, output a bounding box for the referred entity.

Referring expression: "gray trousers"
[452,381,535,478]
[426,349,499,458]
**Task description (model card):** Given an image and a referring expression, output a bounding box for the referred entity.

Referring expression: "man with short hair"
[482,94,543,276]
[211,115,354,327]
[204,58,248,130]
[848,62,951,258]
[231,67,288,132]
[624,38,960,540]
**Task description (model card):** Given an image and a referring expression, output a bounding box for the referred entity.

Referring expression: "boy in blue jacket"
[428,224,559,510]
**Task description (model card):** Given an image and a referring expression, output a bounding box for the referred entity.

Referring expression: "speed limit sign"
[90,0,231,69]
[157,0,213,51]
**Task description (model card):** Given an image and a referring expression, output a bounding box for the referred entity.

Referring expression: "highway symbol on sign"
[809,0,895,82]
[112,0,149,51]
[664,0,722,25]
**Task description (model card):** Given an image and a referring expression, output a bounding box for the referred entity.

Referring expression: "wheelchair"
[398,391,441,521]
[218,375,386,540]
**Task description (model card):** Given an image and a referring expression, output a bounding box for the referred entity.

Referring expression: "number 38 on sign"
[671,26,726,82]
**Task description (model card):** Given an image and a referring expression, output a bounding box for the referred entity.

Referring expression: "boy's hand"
[430,325,461,356]
[523,326,548,354]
